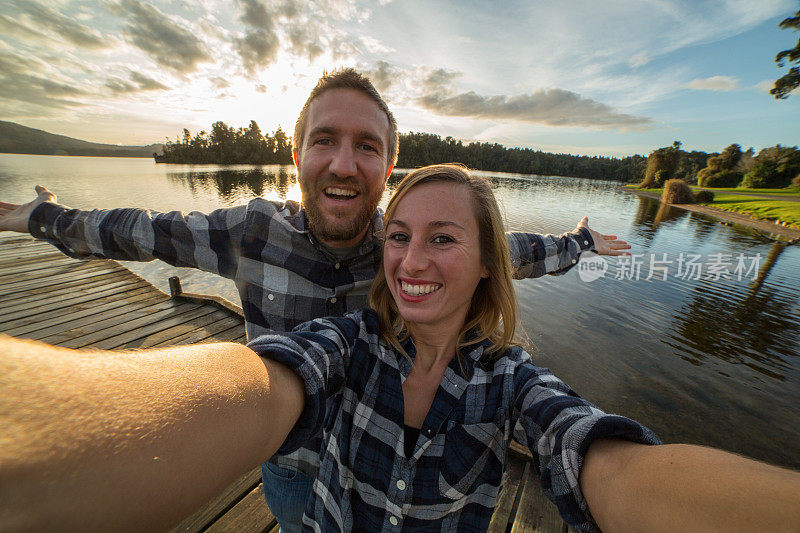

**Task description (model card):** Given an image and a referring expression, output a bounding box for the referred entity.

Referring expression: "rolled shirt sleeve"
[507,227,594,279]
[246,313,362,454]
[511,362,661,532]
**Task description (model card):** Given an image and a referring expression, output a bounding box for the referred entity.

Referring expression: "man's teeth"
[325,187,357,197]
[401,281,440,296]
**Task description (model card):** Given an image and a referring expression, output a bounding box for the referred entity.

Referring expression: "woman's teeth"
[401,281,440,296]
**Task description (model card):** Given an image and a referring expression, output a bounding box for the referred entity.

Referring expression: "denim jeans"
[261,461,314,533]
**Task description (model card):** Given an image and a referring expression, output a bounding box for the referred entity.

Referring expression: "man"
[0,68,630,530]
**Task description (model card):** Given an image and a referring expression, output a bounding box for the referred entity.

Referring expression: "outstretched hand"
[576,216,631,256]
[0,185,58,233]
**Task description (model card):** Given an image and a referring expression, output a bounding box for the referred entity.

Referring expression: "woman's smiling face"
[383,181,488,334]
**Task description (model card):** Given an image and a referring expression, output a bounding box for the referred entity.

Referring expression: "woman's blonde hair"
[368,164,517,358]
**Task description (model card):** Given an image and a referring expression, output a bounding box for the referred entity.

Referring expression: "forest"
[156,120,649,181]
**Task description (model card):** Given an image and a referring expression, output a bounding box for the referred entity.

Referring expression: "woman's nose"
[400,239,430,274]
[329,145,357,177]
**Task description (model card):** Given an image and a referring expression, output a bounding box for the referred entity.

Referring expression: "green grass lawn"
[623,184,800,228]
[690,186,800,197]
[708,195,800,227]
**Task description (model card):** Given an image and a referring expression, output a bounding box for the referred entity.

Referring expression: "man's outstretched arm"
[0,185,247,277]
[0,335,304,532]
[508,216,631,279]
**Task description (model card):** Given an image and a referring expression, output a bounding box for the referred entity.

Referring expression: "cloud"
[210,77,231,89]
[628,51,650,69]
[232,0,364,75]
[687,75,740,91]
[105,71,170,94]
[417,87,653,130]
[15,0,108,49]
[0,51,89,115]
[364,60,399,92]
[130,71,170,91]
[256,84,267,93]
[112,0,211,73]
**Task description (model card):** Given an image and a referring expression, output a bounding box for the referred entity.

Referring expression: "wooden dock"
[0,233,567,532]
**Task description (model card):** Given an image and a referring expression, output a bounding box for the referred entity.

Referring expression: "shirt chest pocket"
[437,420,505,501]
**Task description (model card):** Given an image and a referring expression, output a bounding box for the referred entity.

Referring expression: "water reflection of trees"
[631,197,687,242]
[167,165,296,202]
[666,241,798,380]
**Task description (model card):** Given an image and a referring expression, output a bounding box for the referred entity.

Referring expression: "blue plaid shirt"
[29,197,596,476]
[248,309,660,532]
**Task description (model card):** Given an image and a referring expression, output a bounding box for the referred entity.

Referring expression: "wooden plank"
[37,300,194,347]
[0,262,122,289]
[0,270,141,304]
[169,467,263,533]
[96,304,222,350]
[0,271,143,315]
[203,483,276,533]
[511,464,566,533]
[121,309,235,350]
[0,255,92,276]
[0,279,164,324]
[0,259,109,282]
[0,241,54,256]
[488,458,527,533]
[154,316,245,347]
[1,285,158,335]
[6,293,166,339]
[0,264,131,298]
[207,324,247,343]
[0,251,68,267]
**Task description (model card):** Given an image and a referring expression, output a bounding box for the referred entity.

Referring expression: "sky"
[1,0,798,157]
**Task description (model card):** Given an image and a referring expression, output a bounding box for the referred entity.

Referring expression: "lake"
[2,153,799,470]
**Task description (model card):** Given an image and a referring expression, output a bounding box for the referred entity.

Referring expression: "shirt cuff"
[571,226,595,252]
[561,414,661,532]
[28,201,67,241]
[246,335,327,455]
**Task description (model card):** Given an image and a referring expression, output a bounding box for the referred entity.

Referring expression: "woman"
[1,165,799,532]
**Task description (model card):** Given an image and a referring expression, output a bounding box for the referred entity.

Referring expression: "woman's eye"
[432,235,454,244]
[388,232,408,242]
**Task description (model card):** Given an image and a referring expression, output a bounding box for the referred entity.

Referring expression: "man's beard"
[300,177,383,244]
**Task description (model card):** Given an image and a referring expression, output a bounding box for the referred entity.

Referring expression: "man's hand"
[577,216,631,256]
[0,185,58,233]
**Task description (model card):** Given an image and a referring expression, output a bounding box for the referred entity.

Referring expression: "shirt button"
[40,225,46,232]
[268,294,274,301]
[334,262,340,269]
[424,428,433,437]
[330,297,337,303]
[396,479,406,490]
[584,240,589,245]
[389,516,399,526]
[572,259,577,264]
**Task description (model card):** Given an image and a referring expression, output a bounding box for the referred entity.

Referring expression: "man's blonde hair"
[368,164,517,359]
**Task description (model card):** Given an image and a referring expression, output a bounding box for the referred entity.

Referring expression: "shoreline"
[619,186,800,240]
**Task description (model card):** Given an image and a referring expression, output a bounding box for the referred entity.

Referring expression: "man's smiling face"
[295,88,394,248]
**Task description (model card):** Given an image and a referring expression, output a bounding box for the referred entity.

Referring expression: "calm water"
[2,154,799,469]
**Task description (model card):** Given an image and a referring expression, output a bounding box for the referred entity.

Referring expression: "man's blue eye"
[433,235,453,244]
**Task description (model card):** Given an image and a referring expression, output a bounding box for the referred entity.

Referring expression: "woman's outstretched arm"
[580,438,800,532]
[0,335,304,532]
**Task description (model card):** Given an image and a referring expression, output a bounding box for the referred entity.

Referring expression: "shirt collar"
[295,206,384,259]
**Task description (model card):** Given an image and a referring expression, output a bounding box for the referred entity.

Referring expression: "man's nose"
[329,144,357,178]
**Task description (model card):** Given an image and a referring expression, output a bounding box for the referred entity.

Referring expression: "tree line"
[157,121,651,181]
[639,141,800,189]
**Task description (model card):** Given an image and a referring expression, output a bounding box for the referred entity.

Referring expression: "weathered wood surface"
[0,233,566,533]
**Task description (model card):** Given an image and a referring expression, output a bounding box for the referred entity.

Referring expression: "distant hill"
[0,121,162,158]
